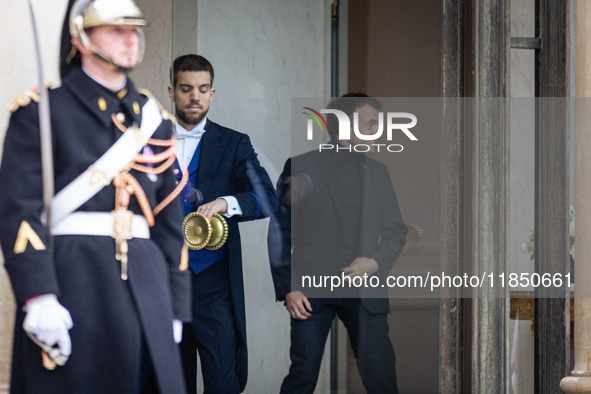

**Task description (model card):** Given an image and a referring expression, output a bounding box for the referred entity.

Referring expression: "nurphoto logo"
[302,107,418,153]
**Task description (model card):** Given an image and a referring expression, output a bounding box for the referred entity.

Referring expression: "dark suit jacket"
[184,119,277,389]
[269,150,406,314]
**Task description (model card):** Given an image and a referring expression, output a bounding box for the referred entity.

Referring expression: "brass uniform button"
[117,88,128,99]
[98,97,107,111]
[133,102,140,114]
[116,113,126,123]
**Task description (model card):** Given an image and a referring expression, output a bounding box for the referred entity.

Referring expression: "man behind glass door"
[270,94,406,394]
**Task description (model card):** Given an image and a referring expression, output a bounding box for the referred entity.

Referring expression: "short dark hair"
[170,54,215,87]
[325,93,382,138]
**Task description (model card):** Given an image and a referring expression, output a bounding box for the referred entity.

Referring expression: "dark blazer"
[184,119,278,389]
[269,151,406,314]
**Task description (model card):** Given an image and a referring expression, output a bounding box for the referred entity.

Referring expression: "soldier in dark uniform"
[0,0,191,393]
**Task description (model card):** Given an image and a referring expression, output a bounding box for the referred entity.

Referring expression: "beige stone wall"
[0,1,69,392]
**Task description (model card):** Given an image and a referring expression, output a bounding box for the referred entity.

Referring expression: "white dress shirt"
[175,121,242,217]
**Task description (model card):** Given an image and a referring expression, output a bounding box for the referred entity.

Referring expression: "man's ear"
[72,36,91,55]
[210,88,216,100]
[168,85,173,100]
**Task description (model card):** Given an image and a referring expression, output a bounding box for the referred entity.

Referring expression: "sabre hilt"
[25,331,69,370]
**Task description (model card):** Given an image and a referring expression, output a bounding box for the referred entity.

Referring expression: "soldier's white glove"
[23,294,73,358]
[173,319,183,344]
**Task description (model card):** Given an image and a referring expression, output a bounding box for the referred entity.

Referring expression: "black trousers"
[180,258,240,394]
[280,298,398,394]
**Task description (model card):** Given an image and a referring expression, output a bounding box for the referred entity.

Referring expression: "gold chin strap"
[65,41,78,64]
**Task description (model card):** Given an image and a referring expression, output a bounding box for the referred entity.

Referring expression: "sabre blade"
[28,0,55,251]
[28,0,58,370]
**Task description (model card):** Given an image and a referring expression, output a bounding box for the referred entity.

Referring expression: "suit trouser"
[180,258,241,394]
[280,298,398,394]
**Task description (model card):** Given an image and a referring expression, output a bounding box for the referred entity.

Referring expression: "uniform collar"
[81,65,127,92]
[62,66,144,128]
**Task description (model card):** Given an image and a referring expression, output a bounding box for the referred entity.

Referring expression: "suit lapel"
[357,156,378,256]
[197,120,228,196]
[318,154,344,225]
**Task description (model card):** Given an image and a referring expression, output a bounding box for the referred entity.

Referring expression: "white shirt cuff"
[220,196,242,218]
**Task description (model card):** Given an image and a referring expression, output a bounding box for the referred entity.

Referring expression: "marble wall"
[132,0,173,110]
[172,0,198,62]
[0,1,69,392]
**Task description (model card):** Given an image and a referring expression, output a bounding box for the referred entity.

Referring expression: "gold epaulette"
[8,89,40,113]
[137,88,177,125]
[7,82,54,113]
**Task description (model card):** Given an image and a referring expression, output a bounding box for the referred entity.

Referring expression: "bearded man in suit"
[168,54,278,394]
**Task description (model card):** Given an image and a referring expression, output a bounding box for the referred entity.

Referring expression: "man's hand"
[285,291,312,320]
[341,257,379,278]
[197,198,228,220]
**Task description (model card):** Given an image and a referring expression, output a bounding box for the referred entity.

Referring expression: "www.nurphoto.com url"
[301,272,571,292]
